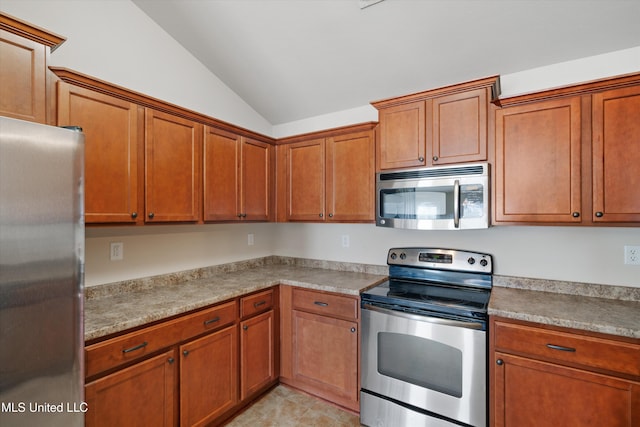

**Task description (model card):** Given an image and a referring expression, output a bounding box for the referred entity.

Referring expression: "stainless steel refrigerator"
[0,116,84,426]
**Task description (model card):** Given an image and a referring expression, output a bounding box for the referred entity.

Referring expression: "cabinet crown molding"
[0,12,65,50]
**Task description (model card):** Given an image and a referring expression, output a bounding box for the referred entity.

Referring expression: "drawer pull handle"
[253,301,266,308]
[204,316,221,326]
[314,301,329,307]
[122,342,147,354]
[546,344,576,352]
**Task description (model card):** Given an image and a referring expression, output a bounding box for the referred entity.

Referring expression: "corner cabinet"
[0,12,65,124]
[280,286,360,412]
[490,317,640,427]
[279,124,375,222]
[203,126,273,222]
[373,76,498,170]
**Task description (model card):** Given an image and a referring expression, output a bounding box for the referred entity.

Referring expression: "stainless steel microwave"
[376,163,489,230]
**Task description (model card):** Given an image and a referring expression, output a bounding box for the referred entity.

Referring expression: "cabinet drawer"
[292,288,358,320]
[86,300,238,378]
[494,320,640,377]
[241,289,274,318]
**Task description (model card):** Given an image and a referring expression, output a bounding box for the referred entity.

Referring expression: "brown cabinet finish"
[180,325,238,427]
[0,13,65,124]
[592,85,640,222]
[145,109,202,222]
[490,317,640,427]
[240,310,276,401]
[494,96,582,223]
[284,129,375,222]
[57,83,142,223]
[85,349,176,427]
[430,87,488,165]
[376,100,426,170]
[203,127,272,221]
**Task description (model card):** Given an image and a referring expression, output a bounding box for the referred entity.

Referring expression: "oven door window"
[379,185,484,220]
[377,332,462,398]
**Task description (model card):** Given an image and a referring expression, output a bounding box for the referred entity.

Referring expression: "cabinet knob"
[350,327,356,333]
[243,325,248,331]
[131,212,138,219]
[328,213,333,218]
[432,156,439,162]
[168,357,175,364]
[418,156,425,162]
[595,211,604,218]
[148,212,154,219]
[182,350,189,357]
[319,213,323,218]
[572,212,580,218]
[242,213,247,218]
[238,213,243,218]
[496,359,504,366]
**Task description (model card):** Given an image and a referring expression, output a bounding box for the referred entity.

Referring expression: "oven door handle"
[361,303,484,330]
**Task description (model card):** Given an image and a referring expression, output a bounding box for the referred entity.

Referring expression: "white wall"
[0,0,272,136]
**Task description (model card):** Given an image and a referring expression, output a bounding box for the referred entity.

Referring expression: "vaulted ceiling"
[132,0,640,125]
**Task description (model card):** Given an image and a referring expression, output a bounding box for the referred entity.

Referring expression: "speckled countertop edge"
[84,257,388,341]
[490,275,640,339]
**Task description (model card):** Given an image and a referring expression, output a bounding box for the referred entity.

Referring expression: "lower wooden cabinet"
[490,317,640,427]
[280,286,360,411]
[240,310,276,400]
[85,349,177,427]
[180,325,238,427]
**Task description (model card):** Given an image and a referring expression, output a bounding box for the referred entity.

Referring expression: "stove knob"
[400,253,407,260]
[467,257,476,265]
[480,259,488,267]
[390,252,397,260]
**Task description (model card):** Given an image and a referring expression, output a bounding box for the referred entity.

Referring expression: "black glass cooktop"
[361,278,491,321]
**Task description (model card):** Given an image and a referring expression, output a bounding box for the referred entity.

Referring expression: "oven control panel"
[387,247,492,273]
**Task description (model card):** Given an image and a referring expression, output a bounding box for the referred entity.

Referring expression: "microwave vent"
[378,164,486,181]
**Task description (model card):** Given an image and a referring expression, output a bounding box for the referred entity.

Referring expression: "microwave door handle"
[453,179,460,228]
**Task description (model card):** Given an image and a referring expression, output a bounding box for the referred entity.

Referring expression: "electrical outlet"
[341,235,350,248]
[110,242,123,261]
[248,233,255,246]
[624,245,640,265]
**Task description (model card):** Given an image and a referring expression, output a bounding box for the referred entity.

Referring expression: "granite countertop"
[84,259,387,341]
[489,276,640,339]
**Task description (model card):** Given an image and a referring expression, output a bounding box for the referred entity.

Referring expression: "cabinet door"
[85,349,176,427]
[286,139,325,221]
[145,109,202,222]
[240,310,276,401]
[241,137,271,221]
[292,310,359,410]
[592,85,640,222]
[495,96,582,223]
[377,101,426,170]
[180,325,238,427]
[326,131,375,222]
[493,352,639,427]
[58,83,141,224]
[430,87,487,165]
[0,29,47,123]
[203,126,240,221]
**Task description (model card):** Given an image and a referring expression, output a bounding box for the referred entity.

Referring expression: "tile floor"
[224,385,361,427]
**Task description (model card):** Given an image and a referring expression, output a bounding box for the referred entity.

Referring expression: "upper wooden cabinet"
[373,76,499,170]
[0,13,65,124]
[279,125,376,223]
[57,82,142,224]
[145,109,202,223]
[592,85,640,223]
[203,126,272,222]
[494,72,640,226]
[494,96,583,223]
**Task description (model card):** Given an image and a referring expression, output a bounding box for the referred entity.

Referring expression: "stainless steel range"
[360,248,492,427]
